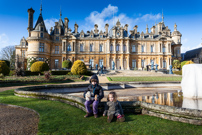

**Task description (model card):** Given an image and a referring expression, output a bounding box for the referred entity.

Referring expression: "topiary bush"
[62,60,72,69]
[30,61,49,72]
[1,60,10,68]
[185,60,194,65]
[173,60,181,69]
[0,60,10,76]
[181,61,188,69]
[71,60,87,75]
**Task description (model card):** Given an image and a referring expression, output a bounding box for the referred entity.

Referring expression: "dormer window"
[81,34,84,37]
[22,42,25,46]
[41,27,44,31]
[100,35,102,38]
[56,28,59,34]
[91,35,93,38]
[40,33,43,38]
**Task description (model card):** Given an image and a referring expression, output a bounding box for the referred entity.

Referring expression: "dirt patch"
[0,105,39,135]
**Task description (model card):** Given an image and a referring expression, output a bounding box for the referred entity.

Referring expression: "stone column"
[127,56,130,70]
[121,56,124,70]
[127,40,130,53]
[114,40,116,53]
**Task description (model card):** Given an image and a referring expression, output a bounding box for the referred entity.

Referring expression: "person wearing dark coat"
[83,74,104,118]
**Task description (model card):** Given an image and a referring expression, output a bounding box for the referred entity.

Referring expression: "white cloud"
[44,18,58,33]
[140,13,161,21]
[81,4,161,32]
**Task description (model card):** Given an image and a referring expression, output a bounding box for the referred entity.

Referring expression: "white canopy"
[181,64,202,99]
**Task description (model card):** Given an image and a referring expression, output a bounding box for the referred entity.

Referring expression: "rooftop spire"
[40,1,42,15]
[162,9,164,22]
[60,6,62,19]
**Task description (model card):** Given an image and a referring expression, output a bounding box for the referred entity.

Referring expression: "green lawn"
[0,75,85,87]
[1,90,202,135]
[107,76,182,82]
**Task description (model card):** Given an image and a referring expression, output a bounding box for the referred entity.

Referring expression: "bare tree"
[0,46,15,61]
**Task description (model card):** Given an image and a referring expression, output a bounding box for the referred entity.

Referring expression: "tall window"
[110,44,113,51]
[41,27,44,31]
[55,59,59,69]
[116,44,120,51]
[99,59,103,67]
[151,45,154,53]
[141,45,144,52]
[163,46,166,53]
[132,45,136,52]
[141,60,144,67]
[22,42,25,46]
[56,36,59,41]
[100,44,103,52]
[90,44,93,52]
[123,45,126,52]
[56,28,59,34]
[55,46,59,54]
[67,44,71,51]
[132,59,136,68]
[40,33,43,38]
[22,50,25,57]
[89,59,94,67]
[80,44,84,52]
[39,43,44,52]
[163,60,166,68]
[63,42,65,51]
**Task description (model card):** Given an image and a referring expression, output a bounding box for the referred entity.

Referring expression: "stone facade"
[15,6,182,70]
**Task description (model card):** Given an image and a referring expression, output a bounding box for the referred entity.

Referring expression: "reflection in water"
[137,91,183,108]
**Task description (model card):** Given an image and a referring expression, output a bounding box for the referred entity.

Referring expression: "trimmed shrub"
[1,60,10,67]
[30,61,49,72]
[173,60,181,69]
[51,71,70,75]
[185,60,194,65]
[25,71,41,76]
[0,60,10,76]
[62,60,72,69]
[71,60,87,75]
[181,61,188,69]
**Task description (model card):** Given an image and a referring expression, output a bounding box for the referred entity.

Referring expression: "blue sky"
[0,0,202,53]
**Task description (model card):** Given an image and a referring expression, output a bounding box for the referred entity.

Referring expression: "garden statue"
[151,61,154,70]
[155,64,158,71]
[101,65,104,74]
[112,61,115,70]
[96,64,98,70]
[169,65,173,74]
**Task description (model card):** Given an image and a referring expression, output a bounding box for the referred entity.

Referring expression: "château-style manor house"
[15,5,182,70]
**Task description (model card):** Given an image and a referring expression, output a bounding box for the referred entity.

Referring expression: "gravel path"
[0,104,39,135]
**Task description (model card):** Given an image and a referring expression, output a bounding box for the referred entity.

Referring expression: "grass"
[108,76,182,82]
[0,75,85,87]
[1,90,202,135]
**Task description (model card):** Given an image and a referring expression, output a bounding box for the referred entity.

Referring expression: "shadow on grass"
[0,79,82,87]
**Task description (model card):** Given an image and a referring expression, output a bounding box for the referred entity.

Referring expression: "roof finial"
[60,6,62,19]
[162,9,164,22]
[40,0,42,15]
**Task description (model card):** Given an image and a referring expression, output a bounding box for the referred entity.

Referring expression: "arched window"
[116,44,120,51]
[132,45,136,52]
[151,45,154,53]
[100,44,103,52]
[90,44,93,52]
[110,44,113,51]
[123,45,126,52]
[141,45,144,52]
[67,44,71,51]
[80,44,84,52]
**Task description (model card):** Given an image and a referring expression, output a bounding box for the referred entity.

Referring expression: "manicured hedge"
[51,71,70,75]
[30,61,49,72]
[71,60,87,75]
[25,71,42,76]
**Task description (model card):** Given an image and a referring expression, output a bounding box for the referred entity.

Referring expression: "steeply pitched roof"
[33,14,47,32]
[184,47,202,60]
